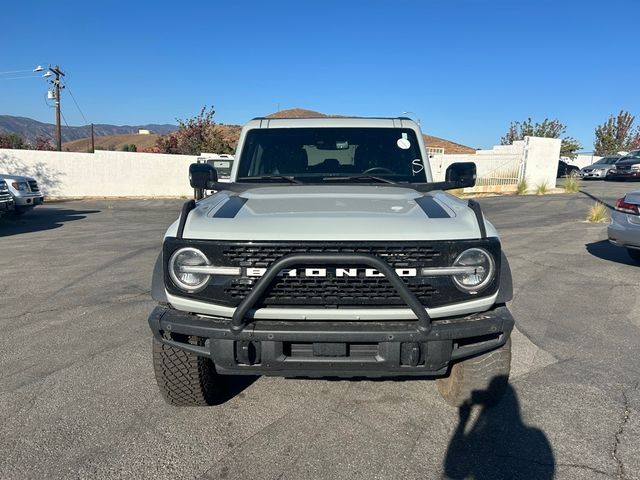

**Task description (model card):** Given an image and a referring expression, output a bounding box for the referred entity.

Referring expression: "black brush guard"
[150,252,513,377]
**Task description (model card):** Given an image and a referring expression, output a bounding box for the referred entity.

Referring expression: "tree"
[33,136,54,151]
[0,133,27,149]
[593,110,640,156]
[155,106,235,155]
[500,117,582,158]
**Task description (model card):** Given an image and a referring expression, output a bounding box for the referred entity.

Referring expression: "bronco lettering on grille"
[245,267,418,278]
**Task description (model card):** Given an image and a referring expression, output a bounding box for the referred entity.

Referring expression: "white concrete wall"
[0,136,562,197]
[572,154,601,169]
[521,137,562,189]
[0,149,198,197]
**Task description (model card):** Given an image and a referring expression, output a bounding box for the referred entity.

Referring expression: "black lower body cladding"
[148,305,514,378]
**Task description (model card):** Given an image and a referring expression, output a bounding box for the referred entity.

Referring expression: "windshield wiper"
[237,175,303,185]
[322,175,397,185]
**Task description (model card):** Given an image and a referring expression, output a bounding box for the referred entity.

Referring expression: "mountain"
[1,109,476,155]
[0,115,177,144]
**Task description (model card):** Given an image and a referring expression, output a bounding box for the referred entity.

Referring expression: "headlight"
[11,181,29,192]
[451,248,495,293]
[631,164,640,171]
[169,247,211,292]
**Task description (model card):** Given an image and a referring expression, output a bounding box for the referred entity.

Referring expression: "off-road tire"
[627,248,640,262]
[152,335,223,406]
[436,337,511,407]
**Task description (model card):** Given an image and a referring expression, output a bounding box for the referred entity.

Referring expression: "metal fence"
[472,154,523,187]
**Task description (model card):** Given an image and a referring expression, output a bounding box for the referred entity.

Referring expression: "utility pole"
[91,123,95,153]
[49,65,65,151]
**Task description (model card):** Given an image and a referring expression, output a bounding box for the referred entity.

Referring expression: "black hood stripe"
[415,196,450,218]
[213,196,248,218]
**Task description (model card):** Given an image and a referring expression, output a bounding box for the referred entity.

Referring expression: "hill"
[62,133,161,152]
[0,115,177,144]
[3,109,476,155]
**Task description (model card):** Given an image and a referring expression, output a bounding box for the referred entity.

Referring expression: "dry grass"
[517,179,528,195]
[535,181,550,195]
[586,202,609,223]
[563,176,581,193]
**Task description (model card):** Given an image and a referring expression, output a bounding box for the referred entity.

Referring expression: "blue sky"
[1,0,638,150]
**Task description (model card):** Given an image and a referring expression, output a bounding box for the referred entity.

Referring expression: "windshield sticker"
[397,138,411,150]
[412,158,424,175]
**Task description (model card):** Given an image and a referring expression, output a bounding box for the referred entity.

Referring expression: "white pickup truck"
[0,174,45,215]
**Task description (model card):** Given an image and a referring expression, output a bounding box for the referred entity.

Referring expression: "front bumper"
[148,305,514,378]
[0,199,15,212]
[13,194,44,208]
[581,170,607,179]
[607,171,640,180]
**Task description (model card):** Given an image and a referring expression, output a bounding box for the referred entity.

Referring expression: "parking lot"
[1,181,638,480]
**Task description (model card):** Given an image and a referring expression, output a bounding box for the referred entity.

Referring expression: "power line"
[0,69,35,75]
[0,75,41,81]
[65,83,89,125]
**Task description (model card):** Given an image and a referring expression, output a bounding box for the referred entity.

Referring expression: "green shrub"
[586,202,609,223]
[517,179,528,195]
[563,175,581,193]
[535,181,549,195]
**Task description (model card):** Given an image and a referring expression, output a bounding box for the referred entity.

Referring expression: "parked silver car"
[608,189,640,262]
[0,174,45,215]
[580,156,622,179]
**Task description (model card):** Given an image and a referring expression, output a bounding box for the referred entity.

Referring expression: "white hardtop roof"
[245,117,420,129]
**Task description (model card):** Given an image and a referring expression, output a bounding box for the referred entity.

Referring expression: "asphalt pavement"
[0,181,638,480]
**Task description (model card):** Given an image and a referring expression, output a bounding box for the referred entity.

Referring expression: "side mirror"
[445,162,476,188]
[189,163,218,189]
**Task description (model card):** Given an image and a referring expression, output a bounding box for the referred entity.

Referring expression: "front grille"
[222,244,441,268]
[28,180,39,192]
[163,239,501,309]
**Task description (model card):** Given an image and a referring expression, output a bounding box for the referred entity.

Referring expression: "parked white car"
[0,174,45,215]
[608,189,640,262]
[0,178,15,216]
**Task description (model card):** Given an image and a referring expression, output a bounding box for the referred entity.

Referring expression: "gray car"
[580,156,622,179]
[608,189,640,262]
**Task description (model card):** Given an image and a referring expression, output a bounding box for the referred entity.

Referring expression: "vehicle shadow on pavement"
[443,377,555,480]
[213,376,259,405]
[585,240,638,266]
[579,189,616,209]
[0,208,100,237]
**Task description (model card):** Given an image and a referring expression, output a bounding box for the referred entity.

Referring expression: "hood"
[0,173,35,182]
[173,185,496,241]
[583,163,610,170]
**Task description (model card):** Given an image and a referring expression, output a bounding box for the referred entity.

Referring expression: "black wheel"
[627,248,640,262]
[436,338,511,407]
[152,335,224,406]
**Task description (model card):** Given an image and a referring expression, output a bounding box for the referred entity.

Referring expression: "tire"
[436,338,511,407]
[627,248,640,263]
[152,335,224,406]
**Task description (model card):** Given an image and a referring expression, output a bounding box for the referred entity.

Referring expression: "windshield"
[594,157,618,165]
[237,127,426,183]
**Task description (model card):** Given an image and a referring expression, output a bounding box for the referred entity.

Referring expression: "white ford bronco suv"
[149,117,514,407]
